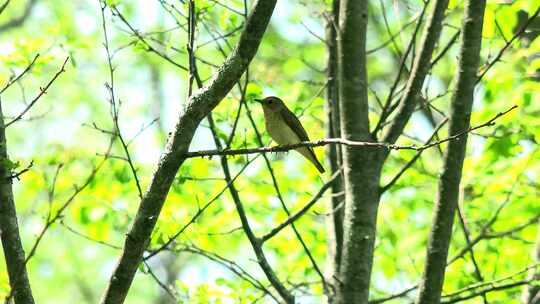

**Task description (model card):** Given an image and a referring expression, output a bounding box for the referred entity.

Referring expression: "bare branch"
[24,139,114,266]
[143,155,258,261]
[441,264,540,303]
[5,57,69,127]
[477,5,540,82]
[0,54,39,95]
[110,6,189,71]
[380,117,448,193]
[381,0,449,145]
[0,0,11,15]
[180,245,276,301]
[100,1,143,198]
[261,169,342,242]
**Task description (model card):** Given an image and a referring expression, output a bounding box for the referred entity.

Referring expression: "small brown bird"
[255,96,325,173]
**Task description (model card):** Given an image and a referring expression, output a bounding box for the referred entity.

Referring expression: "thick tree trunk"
[324,0,344,297]
[0,102,35,304]
[522,222,540,304]
[415,1,487,303]
[335,1,383,303]
[333,1,450,302]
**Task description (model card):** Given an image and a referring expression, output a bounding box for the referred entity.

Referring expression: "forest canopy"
[0,0,539,303]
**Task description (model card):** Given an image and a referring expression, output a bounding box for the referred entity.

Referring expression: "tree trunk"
[0,101,35,304]
[333,0,449,302]
[522,222,540,304]
[335,1,383,303]
[324,0,344,298]
[416,1,487,303]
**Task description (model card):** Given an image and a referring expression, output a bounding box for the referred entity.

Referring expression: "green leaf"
[245,83,262,98]
[1,158,20,170]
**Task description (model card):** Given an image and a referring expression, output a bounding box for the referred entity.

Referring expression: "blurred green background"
[0,0,539,303]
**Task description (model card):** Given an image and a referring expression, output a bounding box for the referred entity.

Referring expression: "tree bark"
[415,1,487,303]
[522,222,540,304]
[324,0,344,297]
[0,101,35,304]
[335,1,383,303]
[334,0,450,302]
[99,1,277,303]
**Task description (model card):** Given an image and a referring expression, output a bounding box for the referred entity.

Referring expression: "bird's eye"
[268,100,273,104]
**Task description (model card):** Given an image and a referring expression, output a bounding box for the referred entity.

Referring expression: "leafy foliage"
[0,0,538,303]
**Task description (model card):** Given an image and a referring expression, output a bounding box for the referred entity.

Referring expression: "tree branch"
[99,1,277,303]
[5,57,69,127]
[0,54,39,95]
[0,0,37,33]
[261,169,342,243]
[381,0,449,146]
[442,264,540,303]
[416,1,487,303]
[476,5,540,83]
[187,5,294,301]
[183,105,516,159]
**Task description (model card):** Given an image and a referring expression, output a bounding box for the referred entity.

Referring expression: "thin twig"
[61,221,122,250]
[380,117,448,193]
[261,169,342,242]
[8,160,34,180]
[477,5,540,82]
[0,54,39,95]
[372,1,429,135]
[110,5,188,71]
[24,139,114,265]
[142,260,179,301]
[143,155,258,261]
[441,264,540,303]
[100,0,143,199]
[5,57,69,127]
[180,244,276,301]
[456,204,488,304]
[0,0,10,15]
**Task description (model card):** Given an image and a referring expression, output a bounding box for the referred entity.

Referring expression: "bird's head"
[255,96,284,113]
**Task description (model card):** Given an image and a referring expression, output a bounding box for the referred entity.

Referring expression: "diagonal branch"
[5,57,69,127]
[476,5,540,83]
[380,117,448,193]
[261,169,342,243]
[381,0,449,146]
[0,54,39,95]
[99,1,278,303]
[100,1,143,199]
[0,0,10,15]
[0,0,37,33]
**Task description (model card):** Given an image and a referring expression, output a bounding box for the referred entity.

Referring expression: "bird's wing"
[280,107,310,142]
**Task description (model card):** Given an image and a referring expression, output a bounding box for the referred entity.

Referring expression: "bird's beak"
[254,98,263,104]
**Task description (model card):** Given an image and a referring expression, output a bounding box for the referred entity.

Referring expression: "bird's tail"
[297,147,325,174]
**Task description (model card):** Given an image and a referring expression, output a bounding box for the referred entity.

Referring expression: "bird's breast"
[264,112,300,145]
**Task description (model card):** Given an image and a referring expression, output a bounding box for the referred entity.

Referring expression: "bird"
[255,96,325,173]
